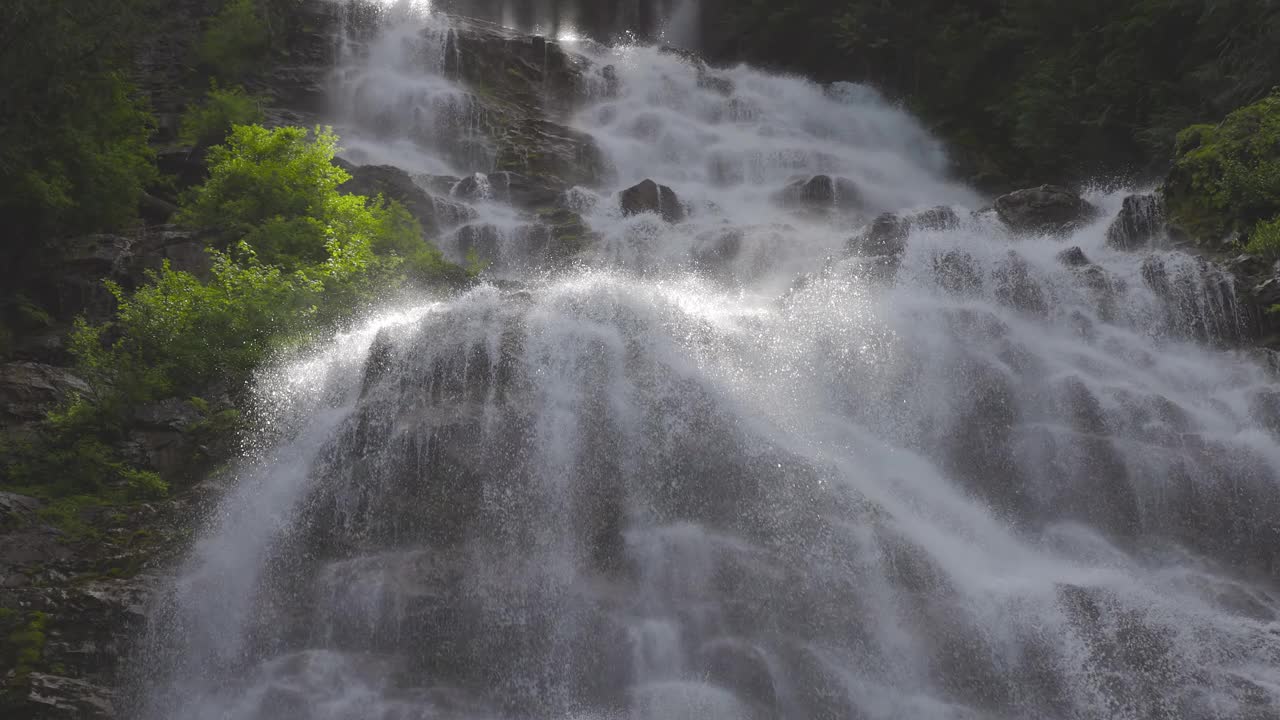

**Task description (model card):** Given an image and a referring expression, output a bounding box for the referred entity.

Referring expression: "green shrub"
[179,83,265,148]
[1245,217,1280,258]
[1165,93,1280,242]
[178,125,349,254]
[198,0,270,80]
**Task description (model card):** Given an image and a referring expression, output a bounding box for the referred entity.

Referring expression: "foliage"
[179,83,265,148]
[1165,94,1280,243]
[1245,218,1280,259]
[0,1,156,246]
[1,611,48,680]
[725,0,1280,187]
[197,0,270,80]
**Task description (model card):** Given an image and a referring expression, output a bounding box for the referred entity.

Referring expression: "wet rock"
[1248,389,1280,436]
[851,213,910,257]
[692,228,744,268]
[994,185,1098,234]
[620,179,685,223]
[1056,246,1091,267]
[340,164,441,236]
[911,205,961,231]
[455,224,504,261]
[934,250,983,295]
[1106,193,1164,250]
[454,171,563,210]
[528,208,595,259]
[778,174,860,213]
[0,362,89,431]
[11,673,115,719]
[994,251,1048,316]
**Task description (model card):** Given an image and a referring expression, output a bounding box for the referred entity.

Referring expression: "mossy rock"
[1163,93,1280,246]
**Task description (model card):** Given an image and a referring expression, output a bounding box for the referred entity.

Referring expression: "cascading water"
[135,4,1280,719]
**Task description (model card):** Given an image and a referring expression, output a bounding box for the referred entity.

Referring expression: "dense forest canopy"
[724,0,1280,188]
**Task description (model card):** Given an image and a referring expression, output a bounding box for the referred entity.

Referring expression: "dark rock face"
[0,363,89,432]
[995,185,1098,234]
[912,205,961,232]
[856,213,911,258]
[1056,246,1091,267]
[778,175,860,213]
[340,164,442,236]
[1106,193,1164,250]
[620,179,684,223]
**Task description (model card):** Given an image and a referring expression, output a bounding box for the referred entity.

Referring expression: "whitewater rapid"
[134,5,1280,720]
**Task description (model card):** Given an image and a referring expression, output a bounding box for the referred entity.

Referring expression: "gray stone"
[0,362,89,430]
[1105,193,1164,250]
[620,179,685,223]
[995,185,1098,234]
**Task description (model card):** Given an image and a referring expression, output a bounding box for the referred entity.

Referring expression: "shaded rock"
[131,225,211,279]
[341,164,441,236]
[0,362,89,431]
[692,228,744,268]
[1056,246,1091,267]
[1105,193,1164,250]
[851,213,910,258]
[133,398,202,432]
[0,492,41,530]
[911,205,961,231]
[454,171,563,210]
[778,175,860,213]
[528,208,595,260]
[620,179,684,223]
[455,224,504,261]
[994,185,1098,234]
[994,252,1048,316]
[934,250,983,295]
[12,673,114,719]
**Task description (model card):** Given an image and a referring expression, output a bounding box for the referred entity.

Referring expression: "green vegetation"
[2,124,464,506]
[1164,93,1280,249]
[197,0,271,80]
[179,84,266,148]
[0,2,156,247]
[1,611,48,681]
[727,1,1280,187]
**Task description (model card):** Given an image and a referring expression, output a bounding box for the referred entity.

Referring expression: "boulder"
[454,171,563,210]
[0,362,89,430]
[911,205,961,231]
[934,250,983,295]
[528,208,595,260]
[1105,193,1164,250]
[994,251,1048,316]
[692,228,744,268]
[10,673,115,719]
[620,179,685,223]
[1056,246,1091,267]
[340,164,441,236]
[850,213,910,258]
[994,185,1098,234]
[778,175,860,213]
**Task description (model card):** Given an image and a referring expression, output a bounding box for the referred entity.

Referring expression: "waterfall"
[134,6,1280,720]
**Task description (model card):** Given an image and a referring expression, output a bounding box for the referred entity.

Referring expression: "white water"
[136,5,1280,720]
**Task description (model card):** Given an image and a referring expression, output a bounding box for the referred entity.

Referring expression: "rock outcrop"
[777,175,861,214]
[1105,193,1165,250]
[994,185,1098,234]
[620,180,685,223]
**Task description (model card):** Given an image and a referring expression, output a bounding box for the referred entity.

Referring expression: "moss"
[2,611,50,681]
[1164,93,1280,244]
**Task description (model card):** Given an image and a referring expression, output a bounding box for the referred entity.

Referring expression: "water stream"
[135,4,1280,719]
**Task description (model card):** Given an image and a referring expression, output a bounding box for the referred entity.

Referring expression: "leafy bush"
[197,0,270,80]
[1245,217,1280,259]
[1165,93,1280,242]
[726,0,1280,186]
[179,83,265,148]
[0,2,157,246]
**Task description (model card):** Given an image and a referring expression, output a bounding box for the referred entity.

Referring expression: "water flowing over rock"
[619,179,684,222]
[995,184,1099,234]
[1106,192,1165,250]
[130,7,1280,720]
